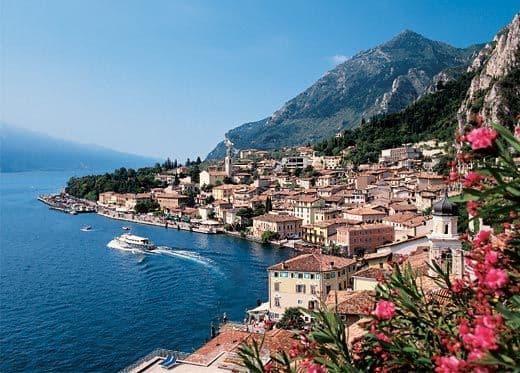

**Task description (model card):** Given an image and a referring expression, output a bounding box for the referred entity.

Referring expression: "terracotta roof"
[240,329,296,357]
[336,223,392,232]
[352,267,388,279]
[253,213,302,223]
[268,253,356,272]
[390,203,418,212]
[400,246,430,274]
[325,290,376,315]
[297,196,321,203]
[345,207,387,216]
[183,329,251,365]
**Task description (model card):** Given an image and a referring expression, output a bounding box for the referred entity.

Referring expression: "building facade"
[252,214,303,240]
[267,254,357,320]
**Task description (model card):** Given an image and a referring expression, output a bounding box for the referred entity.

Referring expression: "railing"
[119,348,189,373]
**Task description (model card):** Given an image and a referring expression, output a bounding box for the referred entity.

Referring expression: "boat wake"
[107,241,218,270]
[154,246,217,268]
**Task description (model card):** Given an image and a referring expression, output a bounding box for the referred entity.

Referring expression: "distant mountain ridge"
[207,30,482,159]
[0,124,158,173]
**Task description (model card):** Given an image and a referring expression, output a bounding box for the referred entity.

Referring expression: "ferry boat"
[107,234,156,252]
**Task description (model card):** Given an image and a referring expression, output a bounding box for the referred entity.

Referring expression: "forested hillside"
[314,72,474,164]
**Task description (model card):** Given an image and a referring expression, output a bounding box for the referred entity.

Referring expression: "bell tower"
[224,137,233,178]
[428,190,463,278]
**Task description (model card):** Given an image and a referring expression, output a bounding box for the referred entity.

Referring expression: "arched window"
[444,224,449,234]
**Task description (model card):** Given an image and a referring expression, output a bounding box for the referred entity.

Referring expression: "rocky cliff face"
[207,31,480,159]
[458,13,520,128]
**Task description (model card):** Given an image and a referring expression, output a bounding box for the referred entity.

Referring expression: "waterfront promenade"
[37,193,304,250]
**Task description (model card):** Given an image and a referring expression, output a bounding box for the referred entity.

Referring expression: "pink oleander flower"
[463,172,483,188]
[468,349,485,362]
[476,315,503,330]
[515,126,520,139]
[467,200,479,216]
[374,300,396,320]
[307,363,327,373]
[473,325,498,350]
[482,268,508,290]
[376,332,392,343]
[484,250,499,265]
[434,356,467,373]
[473,230,492,246]
[466,127,498,150]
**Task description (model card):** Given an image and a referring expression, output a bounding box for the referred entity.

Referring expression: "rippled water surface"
[0,171,293,372]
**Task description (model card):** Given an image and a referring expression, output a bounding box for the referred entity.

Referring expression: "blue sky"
[1,1,518,160]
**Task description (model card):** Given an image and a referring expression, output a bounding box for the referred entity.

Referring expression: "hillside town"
[88,137,481,372]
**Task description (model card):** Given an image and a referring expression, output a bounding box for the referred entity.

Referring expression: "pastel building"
[252,214,303,240]
[267,254,357,320]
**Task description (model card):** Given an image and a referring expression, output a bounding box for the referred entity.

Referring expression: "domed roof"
[433,190,458,216]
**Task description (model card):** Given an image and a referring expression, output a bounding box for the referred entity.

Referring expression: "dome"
[433,190,458,216]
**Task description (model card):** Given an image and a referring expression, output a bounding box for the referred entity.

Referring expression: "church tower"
[224,138,233,178]
[428,191,464,278]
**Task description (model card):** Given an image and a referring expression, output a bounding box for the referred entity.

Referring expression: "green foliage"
[265,196,272,213]
[276,307,304,330]
[134,199,160,214]
[66,166,165,201]
[261,230,279,243]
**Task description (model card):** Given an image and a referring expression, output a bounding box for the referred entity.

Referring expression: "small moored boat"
[122,226,131,231]
[81,225,92,231]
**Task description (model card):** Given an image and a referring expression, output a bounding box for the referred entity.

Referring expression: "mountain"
[313,13,520,166]
[458,13,520,129]
[0,124,158,173]
[207,30,481,159]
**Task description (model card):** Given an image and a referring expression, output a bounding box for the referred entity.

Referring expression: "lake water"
[0,171,293,372]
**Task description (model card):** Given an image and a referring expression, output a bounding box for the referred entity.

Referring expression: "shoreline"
[37,193,299,250]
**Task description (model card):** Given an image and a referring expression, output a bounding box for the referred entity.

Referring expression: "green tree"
[276,307,304,330]
[134,199,160,214]
[261,230,279,243]
[265,196,272,213]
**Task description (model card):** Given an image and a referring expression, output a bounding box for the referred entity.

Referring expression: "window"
[444,224,449,234]
[274,282,280,291]
[296,284,306,293]
[298,273,304,279]
[326,285,331,295]
[280,272,289,278]
[310,285,316,295]
[273,272,279,277]
[291,273,295,278]
[316,274,321,279]
[304,273,310,279]
[297,299,303,305]
[274,297,280,307]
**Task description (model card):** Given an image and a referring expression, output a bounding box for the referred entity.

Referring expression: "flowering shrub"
[239,121,519,372]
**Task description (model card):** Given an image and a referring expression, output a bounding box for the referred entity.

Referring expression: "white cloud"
[331,54,350,65]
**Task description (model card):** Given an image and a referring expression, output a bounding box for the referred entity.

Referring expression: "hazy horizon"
[1,0,518,160]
